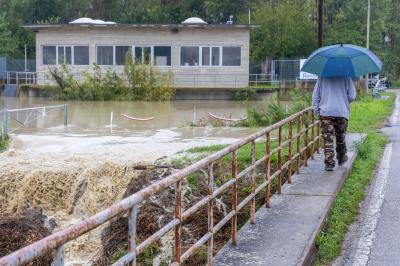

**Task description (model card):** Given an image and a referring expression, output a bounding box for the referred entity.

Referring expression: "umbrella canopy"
[301,44,382,78]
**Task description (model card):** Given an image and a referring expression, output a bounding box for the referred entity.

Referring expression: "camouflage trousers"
[320,116,348,167]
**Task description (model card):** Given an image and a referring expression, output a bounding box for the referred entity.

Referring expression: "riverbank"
[315,92,395,265]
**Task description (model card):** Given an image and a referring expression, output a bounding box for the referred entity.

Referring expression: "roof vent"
[182,17,207,24]
[69,18,116,25]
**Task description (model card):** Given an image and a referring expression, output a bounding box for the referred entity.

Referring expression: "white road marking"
[351,143,393,266]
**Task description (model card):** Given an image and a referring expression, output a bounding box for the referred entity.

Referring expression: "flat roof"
[23,23,259,31]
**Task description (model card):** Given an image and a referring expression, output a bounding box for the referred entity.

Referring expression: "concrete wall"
[35,27,250,89]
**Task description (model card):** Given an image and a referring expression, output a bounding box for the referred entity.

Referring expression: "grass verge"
[315,92,395,265]
[315,133,387,264]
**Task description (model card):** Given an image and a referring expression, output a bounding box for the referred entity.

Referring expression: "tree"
[250,0,317,61]
[0,13,18,57]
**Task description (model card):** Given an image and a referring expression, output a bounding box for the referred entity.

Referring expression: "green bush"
[232,89,256,100]
[266,96,288,123]
[48,56,175,101]
[0,137,8,152]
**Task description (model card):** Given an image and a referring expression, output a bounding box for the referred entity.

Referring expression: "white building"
[25,17,257,89]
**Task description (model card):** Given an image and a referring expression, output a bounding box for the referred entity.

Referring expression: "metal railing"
[28,71,283,89]
[249,73,279,87]
[5,71,37,85]
[1,104,68,138]
[0,107,321,266]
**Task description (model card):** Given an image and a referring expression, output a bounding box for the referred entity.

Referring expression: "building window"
[181,46,199,66]
[116,46,131,65]
[202,47,210,66]
[97,46,114,65]
[222,47,241,66]
[134,46,151,64]
[212,47,221,66]
[74,46,89,65]
[43,46,56,65]
[58,46,72,65]
[154,46,171,66]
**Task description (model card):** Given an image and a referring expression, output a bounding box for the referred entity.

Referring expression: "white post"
[110,111,113,133]
[63,104,68,126]
[192,106,196,126]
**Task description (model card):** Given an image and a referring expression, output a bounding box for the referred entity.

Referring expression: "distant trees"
[249,1,317,61]
[0,14,18,57]
[0,0,399,80]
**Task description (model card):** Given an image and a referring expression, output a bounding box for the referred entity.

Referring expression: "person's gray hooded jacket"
[312,77,357,119]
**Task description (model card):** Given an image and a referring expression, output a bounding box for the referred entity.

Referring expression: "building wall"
[36,27,250,89]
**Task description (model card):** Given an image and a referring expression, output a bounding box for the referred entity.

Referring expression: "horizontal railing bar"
[6,104,67,112]
[137,219,180,254]
[180,232,213,262]
[112,252,134,266]
[237,193,255,212]
[0,107,313,266]
[212,210,236,234]
[255,179,271,195]
[182,197,210,221]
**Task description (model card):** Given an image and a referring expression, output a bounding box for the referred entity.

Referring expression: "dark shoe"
[338,155,348,166]
[325,164,334,171]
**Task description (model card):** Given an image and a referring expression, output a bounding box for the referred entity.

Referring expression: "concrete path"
[214,134,363,266]
[335,92,400,266]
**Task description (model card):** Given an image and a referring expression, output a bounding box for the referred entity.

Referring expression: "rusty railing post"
[288,121,293,184]
[54,245,64,266]
[174,180,182,265]
[128,206,138,266]
[231,150,238,245]
[296,115,301,174]
[265,132,271,208]
[303,111,309,166]
[311,111,315,159]
[207,163,214,266]
[278,126,283,194]
[250,140,256,224]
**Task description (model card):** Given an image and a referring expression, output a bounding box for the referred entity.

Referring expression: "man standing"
[312,77,357,171]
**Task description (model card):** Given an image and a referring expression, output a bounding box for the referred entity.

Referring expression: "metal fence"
[0,107,321,266]
[3,71,278,88]
[34,71,261,89]
[0,56,36,80]
[1,104,68,138]
[5,71,37,84]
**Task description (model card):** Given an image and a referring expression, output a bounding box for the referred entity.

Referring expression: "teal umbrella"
[301,44,382,78]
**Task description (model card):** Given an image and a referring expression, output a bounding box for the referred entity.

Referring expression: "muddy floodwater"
[0,97,270,163]
[0,96,271,265]
[0,97,267,134]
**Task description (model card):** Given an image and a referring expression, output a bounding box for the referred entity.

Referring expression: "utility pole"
[318,0,324,47]
[24,44,28,72]
[366,0,371,49]
[365,0,371,92]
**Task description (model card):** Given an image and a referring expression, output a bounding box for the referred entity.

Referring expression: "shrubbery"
[48,55,175,101]
[246,88,312,127]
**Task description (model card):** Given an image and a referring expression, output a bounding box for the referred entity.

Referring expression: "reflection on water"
[0,97,268,137]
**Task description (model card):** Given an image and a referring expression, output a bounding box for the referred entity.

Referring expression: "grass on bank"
[0,137,8,152]
[315,92,395,265]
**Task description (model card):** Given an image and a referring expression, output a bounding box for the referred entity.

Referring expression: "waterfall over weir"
[3,84,20,97]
